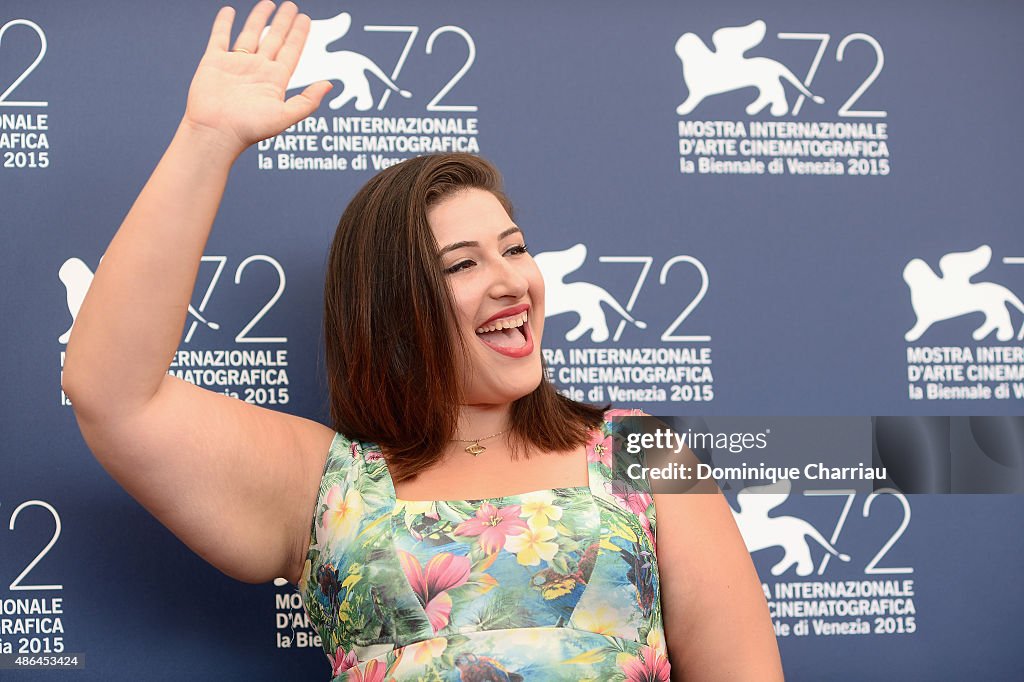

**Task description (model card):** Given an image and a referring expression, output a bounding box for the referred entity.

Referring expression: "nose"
[487,255,529,300]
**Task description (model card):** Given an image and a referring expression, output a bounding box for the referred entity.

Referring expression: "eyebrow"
[438,226,522,256]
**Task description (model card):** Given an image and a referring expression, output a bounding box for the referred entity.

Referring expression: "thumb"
[282,81,333,126]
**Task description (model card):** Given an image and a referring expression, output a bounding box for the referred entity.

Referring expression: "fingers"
[282,81,333,125]
[257,1,298,60]
[276,12,310,73]
[206,6,235,53]
[232,0,276,53]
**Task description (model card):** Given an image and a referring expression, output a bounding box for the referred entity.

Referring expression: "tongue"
[478,327,525,348]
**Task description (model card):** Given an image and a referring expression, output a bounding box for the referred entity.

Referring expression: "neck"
[454,403,513,444]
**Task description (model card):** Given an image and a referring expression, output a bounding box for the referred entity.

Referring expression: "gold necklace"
[452,429,507,457]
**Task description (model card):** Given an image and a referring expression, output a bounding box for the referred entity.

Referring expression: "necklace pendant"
[465,442,486,456]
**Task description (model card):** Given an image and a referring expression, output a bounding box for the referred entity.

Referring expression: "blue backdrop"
[2,0,1022,679]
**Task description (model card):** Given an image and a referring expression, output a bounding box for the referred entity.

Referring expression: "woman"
[62,2,783,680]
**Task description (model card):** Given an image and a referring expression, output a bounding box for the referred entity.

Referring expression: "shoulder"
[603,406,648,419]
[596,407,649,438]
[590,407,660,513]
[595,407,655,465]
[599,407,651,436]
[293,422,350,499]
[298,428,397,503]
[287,423,365,585]
[290,428,400,592]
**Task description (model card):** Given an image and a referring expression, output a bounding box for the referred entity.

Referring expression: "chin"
[471,364,544,405]
[511,368,545,401]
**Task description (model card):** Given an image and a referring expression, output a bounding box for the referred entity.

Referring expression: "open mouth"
[475,310,532,356]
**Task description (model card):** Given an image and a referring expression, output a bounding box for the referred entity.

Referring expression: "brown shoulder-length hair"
[323,153,606,482]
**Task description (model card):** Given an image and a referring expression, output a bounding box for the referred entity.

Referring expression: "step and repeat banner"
[2,0,1022,679]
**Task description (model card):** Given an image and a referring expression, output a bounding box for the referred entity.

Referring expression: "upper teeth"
[476,311,528,334]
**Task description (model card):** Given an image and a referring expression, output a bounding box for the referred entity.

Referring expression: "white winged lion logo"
[59,258,219,344]
[271,11,411,111]
[533,244,647,343]
[903,245,1024,342]
[731,479,850,577]
[674,19,824,117]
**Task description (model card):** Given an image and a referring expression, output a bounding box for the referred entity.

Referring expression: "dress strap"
[588,409,661,556]
[299,432,433,656]
[305,433,396,563]
[587,409,654,501]
[350,438,398,502]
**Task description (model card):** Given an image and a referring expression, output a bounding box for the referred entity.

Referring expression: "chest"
[390,444,589,502]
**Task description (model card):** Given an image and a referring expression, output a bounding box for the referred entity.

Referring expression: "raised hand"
[183,1,332,155]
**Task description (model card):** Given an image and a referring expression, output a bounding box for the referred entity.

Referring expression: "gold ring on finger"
[233,47,251,54]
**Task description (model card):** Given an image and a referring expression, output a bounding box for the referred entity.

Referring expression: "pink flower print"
[351,441,384,462]
[607,482,656,550]
[607,480,653,517]
[620,644,671,681]
[329,645,359,675]
[453,502,529,554]
[606,407,645,418]
[397,551,471,632]
[346,658,387,682]
[588,435,613,469]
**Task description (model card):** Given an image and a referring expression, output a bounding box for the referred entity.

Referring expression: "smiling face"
[428,188,546,406]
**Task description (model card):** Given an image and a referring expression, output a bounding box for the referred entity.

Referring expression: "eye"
[505,243,529,256]
[444,259,474,275]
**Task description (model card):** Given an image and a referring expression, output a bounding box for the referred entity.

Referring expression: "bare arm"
[655,475,784,679]
[62,1,334,584]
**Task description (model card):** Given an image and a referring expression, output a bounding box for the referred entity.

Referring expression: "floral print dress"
[296,409,672,681]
